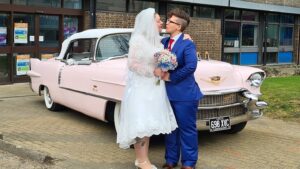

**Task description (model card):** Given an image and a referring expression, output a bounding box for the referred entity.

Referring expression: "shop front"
[0,1,83,84]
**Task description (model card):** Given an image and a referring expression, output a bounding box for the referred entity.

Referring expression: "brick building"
[0,0,299,84]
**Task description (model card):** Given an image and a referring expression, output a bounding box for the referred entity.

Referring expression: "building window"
[96,0,126,12]
[224,9,240,20]
[0,0,10,4]
[281,14,294,24]
[266,52,277,64]
[224,21,240,47]
[193,6,215,19]
[13,0,61,8]
[128,0,158,13]
[39,15,59,47]
[13,14,35,46]
[224,9,260,65]
[64,16,78,39]
[241,24,258,46]
[280,26,293,46]
[0,13,9,46]
[223,53,239,65]
[64,0,82,9]
[266,24,278,47]
[167,3,191,15]
[242,10,258,21]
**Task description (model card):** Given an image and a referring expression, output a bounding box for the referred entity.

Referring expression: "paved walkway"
[0,83,300,169]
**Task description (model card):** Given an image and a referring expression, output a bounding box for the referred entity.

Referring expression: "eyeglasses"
[166,19,180,25]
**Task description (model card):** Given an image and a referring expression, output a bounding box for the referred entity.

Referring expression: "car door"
[90,33,130,101]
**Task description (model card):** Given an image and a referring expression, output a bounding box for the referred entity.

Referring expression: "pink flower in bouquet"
[154,49,178,72]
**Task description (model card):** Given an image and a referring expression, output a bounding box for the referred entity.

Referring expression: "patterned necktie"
[168,39,174,51]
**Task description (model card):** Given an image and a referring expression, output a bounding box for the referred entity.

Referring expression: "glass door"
[12,13,35,82]
[0,13,10,84]
[38,15,60,61]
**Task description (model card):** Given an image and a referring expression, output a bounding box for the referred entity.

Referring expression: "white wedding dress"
[116,15,178,148]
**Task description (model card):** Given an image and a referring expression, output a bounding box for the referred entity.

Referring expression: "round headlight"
[249,73,263,87]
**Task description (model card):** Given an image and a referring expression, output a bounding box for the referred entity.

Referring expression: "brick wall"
[83,11,91,30]
[96,12,136,28]
[240,0,300,8]
[186,18,222,60]
[95,11,222,60]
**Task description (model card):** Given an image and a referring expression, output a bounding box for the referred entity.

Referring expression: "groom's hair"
[167,8,190,32]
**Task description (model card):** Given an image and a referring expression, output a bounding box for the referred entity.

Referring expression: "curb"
[0,134,55,165]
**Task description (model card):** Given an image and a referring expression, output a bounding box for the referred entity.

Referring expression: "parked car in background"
[27,29,267,134]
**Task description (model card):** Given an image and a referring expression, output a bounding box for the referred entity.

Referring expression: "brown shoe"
[181,166,194,169]
[162,163,177,169]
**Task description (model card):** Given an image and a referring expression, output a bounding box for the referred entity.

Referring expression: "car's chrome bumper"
[196,90,268,131]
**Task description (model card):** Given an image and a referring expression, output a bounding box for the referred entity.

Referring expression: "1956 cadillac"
[27,28,267,134]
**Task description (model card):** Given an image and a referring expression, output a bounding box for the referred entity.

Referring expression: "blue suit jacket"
[162,34,203,101]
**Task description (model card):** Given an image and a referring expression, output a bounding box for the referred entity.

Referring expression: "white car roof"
[57,28,133,59]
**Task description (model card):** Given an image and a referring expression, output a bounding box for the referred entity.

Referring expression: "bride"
[116,8,178,169]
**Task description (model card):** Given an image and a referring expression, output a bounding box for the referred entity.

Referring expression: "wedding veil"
[130,8,161,48]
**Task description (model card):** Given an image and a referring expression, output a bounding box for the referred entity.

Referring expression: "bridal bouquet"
[154,49,178,85]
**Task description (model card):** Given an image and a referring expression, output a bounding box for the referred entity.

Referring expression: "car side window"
[96,33,130,61]
[65,38,97,61]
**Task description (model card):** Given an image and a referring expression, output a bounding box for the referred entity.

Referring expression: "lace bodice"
[127,35,163,77]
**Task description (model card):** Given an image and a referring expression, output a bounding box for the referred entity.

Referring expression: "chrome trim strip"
[91,79,125,86]
[198,102,245,110]
[59,87,121,103]
[202,88,245,95]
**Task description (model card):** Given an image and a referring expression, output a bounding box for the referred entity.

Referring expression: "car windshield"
[96,33,131,61]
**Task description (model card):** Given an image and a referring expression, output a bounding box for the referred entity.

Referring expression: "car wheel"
[222,122,247,134]
[43,86,61,111]
[113,102,121,133]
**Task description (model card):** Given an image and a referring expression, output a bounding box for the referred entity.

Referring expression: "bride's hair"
[131,8,161,48]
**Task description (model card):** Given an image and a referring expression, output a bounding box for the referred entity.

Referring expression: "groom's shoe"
[181,166,194,169]
[162,163,177,169]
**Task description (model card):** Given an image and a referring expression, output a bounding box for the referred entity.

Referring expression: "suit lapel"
[171,34,184,53]
[164,38,170,49]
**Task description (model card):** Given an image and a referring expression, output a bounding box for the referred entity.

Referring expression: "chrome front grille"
[198,105,247,120]
[199,92,246,107]
[198,92,248,120]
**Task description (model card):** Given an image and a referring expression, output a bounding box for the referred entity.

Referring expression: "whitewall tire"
[43,86,61,111]
[113,102,121,133]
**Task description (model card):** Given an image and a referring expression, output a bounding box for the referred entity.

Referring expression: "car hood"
[195,60,244,93]
[98,58,260,95]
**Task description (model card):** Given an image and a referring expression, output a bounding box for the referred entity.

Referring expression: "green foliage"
[261,76,300,122]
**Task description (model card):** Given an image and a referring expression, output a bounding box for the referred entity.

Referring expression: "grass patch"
[260,76,300,122]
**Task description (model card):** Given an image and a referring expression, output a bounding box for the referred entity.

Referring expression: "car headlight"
[248,72,264,87]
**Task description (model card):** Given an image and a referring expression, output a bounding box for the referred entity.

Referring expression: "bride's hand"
[183,33,193,41]
[154,68,162,77]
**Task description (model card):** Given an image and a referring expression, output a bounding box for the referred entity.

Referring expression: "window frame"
[96,33,131,62]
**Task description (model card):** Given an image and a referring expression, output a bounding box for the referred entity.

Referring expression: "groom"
[161,8,203,169]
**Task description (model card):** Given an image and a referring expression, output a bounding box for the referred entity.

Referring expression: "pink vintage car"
[27,28,267,134]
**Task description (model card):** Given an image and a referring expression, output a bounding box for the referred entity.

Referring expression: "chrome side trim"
[198,102,245,110]
[59,87,121,103]
[91,79,125,86]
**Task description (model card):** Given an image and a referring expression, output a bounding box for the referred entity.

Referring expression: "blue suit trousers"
[165,100,199,167]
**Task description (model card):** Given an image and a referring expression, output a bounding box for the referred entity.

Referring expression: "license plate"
[209,116,231,132]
